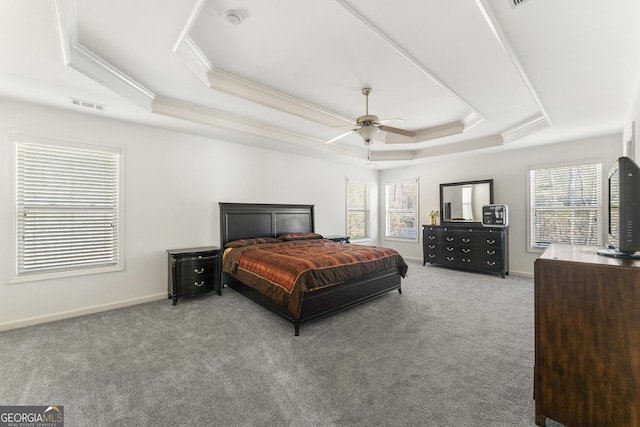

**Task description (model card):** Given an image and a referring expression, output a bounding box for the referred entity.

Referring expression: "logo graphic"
[0,405,64,427]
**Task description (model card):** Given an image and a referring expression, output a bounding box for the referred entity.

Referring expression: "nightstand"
[167,246,221,306]
[325,235,351,243]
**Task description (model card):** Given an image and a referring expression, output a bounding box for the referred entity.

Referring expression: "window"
[14,140,122,279]
[385,178,418,241]
[346,178,370,240]
[528,161,602,251]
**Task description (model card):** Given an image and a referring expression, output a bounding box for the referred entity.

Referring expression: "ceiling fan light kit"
[356,123,380,144]
[326,87,416,146]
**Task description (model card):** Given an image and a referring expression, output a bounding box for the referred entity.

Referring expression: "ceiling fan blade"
[379,125,416,138]
[325,129,356,144]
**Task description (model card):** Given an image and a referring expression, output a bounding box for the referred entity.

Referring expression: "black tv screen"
[600,156,640,258]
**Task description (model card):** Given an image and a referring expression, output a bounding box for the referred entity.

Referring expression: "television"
[598,156,640,258]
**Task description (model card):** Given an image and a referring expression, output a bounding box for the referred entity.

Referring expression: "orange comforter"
[222,239,408,316]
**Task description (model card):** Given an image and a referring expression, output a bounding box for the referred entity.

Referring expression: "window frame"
[384,177,419,242]
[345,177,370,241]
[10,136,124,283]
[527,159,603,253]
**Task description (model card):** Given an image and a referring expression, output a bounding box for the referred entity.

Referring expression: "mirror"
[440,179,494,223]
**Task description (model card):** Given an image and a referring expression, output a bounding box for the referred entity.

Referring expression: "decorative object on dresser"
[422,225,509,278]
[534,244,640,426]
[219,203,407,336]
[167,246,221,306]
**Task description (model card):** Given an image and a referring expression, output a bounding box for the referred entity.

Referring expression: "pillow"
[224,237,280,248]
[276,232,324,241]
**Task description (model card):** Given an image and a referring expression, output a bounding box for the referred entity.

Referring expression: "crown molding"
[414,135,504,159]
[367,151,415,162]
[54,0,155,110]
[501,114,549,143]
[152,96,363,158]
[174,35,212,87]
[207,69,354,127]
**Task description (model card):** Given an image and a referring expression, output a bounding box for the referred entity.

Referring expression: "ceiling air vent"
[70,97,106,112]
[509,0,531,9]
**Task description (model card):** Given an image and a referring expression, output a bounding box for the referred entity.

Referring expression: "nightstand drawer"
[176,274,215,295]
[176,258,217,278]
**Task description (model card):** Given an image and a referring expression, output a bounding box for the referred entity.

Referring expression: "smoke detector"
[223,10,242,25]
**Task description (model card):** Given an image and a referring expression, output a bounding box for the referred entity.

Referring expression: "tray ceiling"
[1,0,639,168]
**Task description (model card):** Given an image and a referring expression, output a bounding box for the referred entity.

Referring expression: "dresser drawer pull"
[486,239,496,244]
[486,250,496,255]
[446,256,454,261]
[486,261,496,266]
[446,237,454,242]
[429,254,436,259]
[462,238,471,243]
[194,281,205,287]
[462,248,470,253]
[462,258,471,263]
[429,235,436,240]
[194,268,205,274]
[447,247,454,251]
[428,244,436,249]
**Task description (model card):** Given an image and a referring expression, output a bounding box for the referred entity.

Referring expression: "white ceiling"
[1,0,639,169]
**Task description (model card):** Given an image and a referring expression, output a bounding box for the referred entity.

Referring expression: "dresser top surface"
[538,244,640,268]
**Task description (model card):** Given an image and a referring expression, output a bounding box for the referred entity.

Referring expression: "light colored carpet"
[0,260,565,426]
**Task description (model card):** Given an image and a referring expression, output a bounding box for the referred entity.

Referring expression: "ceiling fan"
[325,87,417,145]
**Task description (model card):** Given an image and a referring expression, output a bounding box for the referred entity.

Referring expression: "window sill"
[7,264,124,285]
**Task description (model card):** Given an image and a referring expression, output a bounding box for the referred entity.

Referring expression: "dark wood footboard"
[222,269,401,336]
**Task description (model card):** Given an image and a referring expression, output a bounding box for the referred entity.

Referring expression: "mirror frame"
[439,179,494,224]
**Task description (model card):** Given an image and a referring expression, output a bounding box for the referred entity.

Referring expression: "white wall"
[378,134,624,275]
[0,99,379,330]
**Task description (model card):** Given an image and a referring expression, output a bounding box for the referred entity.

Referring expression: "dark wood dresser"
[534,244,640,426]
[167,246,221,305]
[422,224,509,277]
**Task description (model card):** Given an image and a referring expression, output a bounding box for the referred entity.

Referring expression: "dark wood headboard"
[219,203,315,246]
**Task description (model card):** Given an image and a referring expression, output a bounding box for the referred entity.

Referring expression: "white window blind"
[385,178,418,240]
[16,141,121,276]
[346,178,369,239]
[529,162,602,250]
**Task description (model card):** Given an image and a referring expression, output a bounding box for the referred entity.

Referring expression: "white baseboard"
[0,293,167,332]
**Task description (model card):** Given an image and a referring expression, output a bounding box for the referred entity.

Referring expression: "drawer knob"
[462,238,470,243]
[447,247,454,251]
[486,261,496,266]
[429,235,435,240]
[194,281,205,287]
[487,250,496,255]
[446,256,454,261]
[462,248,470,253]
[486,239,496,244]
[195,267,205,274]
[446,237,454,241]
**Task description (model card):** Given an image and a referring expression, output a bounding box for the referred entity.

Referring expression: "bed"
[219,202,408,335]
